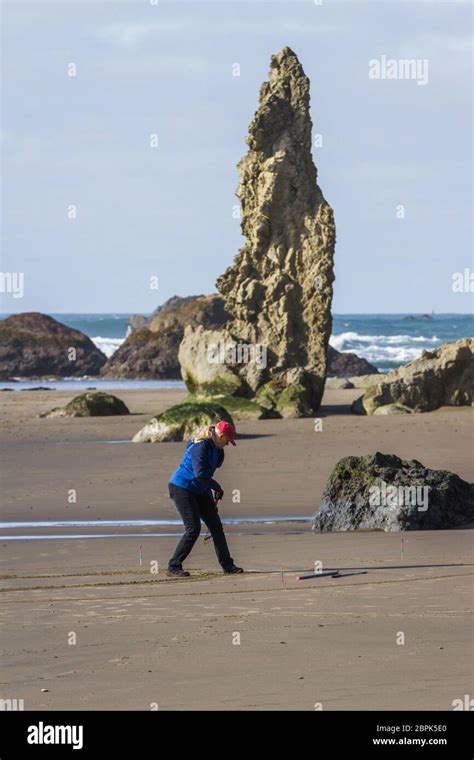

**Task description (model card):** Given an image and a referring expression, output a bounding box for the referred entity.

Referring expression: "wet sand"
[0,389,473,709]
[1,388,473,524]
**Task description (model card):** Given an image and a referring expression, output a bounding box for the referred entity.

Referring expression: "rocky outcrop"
[132,401,234,443]
[352,339,473,415]
[348,374,384,389]
[177,47,336,417]
[148,295,230,334]
[101,327,182,379]
[108,295,370,383]
[127,315,148,332]
[312,452,474,532]
[0,313,106,379]
[325,378,354,390]
[102,295,230,379]
[40,392,129,418]
[327,345,378,377]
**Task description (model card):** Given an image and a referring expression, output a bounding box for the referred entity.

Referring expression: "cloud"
[97,20,186,48]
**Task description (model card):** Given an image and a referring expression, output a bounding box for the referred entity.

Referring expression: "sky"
[1,0,472,314]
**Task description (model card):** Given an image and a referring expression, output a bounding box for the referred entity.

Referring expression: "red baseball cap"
[215,420,237,446]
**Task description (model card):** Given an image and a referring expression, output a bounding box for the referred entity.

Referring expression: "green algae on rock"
[185,393,278,420]
[40,392,130,418]
[132,402,235,443]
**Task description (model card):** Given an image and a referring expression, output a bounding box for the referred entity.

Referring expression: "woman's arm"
[190,441,221,492]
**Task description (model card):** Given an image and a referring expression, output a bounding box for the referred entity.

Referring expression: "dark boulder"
[0,313,106,379]
[327,345,378,377]
[102,295,231,379]
[312,452,474,532]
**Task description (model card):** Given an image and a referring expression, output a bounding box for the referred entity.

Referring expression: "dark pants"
[168,483,234,571]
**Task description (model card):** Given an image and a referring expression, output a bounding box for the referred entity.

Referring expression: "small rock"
[40,391,129,418]
[325,377,354,390]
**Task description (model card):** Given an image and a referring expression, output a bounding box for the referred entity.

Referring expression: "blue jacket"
[169,438,224,495]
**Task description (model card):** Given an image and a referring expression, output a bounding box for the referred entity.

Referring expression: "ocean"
[2,312,472,390]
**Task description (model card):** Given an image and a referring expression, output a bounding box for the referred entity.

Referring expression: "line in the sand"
[0,516,310,529]
[0,533,185,541]
[2,572,472,599]
[1,563,470,581]
[0,530,309,541]
[0,439,133,449]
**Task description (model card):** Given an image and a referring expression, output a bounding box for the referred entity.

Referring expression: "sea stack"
[0,313,106,379]
[179,47,336,417]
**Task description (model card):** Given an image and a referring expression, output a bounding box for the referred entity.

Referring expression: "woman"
[167,420,244,577]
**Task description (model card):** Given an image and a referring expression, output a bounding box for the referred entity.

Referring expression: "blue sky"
[1,0,472,314]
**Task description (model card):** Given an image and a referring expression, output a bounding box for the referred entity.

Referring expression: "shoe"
[223,564,244,574]
[166,567,190,577]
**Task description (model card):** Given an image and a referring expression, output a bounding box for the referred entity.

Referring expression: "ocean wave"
[91,336,125,358]
[329,331,440,351]
[352,345,426,364]
[329,332,442,367]
[94,332,442,366]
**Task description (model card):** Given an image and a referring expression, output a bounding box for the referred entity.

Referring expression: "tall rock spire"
[179,48,336,417]
[217,47,335,382]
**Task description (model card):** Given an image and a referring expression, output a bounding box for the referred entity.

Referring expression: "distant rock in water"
[21,386,54,392]
[127,295,230,333]
[327,345,378,377]
[132,401,234,443]
[179,47,336,417]
[102,327,182,379]
[0,313,106,379]
[312,452,474,532]
[40,391,129,418]
[352,338,473,415]
[102,295,231,379]
[403,314,433,321]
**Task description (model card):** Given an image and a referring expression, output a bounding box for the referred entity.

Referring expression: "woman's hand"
[214,488,224,502]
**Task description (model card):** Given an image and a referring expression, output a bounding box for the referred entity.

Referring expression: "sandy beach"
[1,388,472,710]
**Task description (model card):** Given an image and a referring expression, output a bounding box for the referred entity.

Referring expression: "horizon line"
[1,311,473,317]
